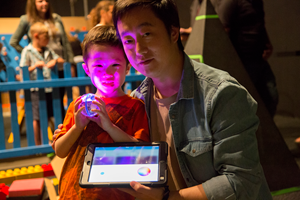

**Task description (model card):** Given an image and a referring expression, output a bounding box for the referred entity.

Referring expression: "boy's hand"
[74,99,90,130]
[89,96,114,132]
[46,59,57,69]
[57,57,64,63]
[35,61,45,69]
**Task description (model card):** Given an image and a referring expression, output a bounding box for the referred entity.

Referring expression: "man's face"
[84,44,129,98]
[117,7,178,79]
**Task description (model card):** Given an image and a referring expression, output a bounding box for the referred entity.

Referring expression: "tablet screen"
[88,145,160,183]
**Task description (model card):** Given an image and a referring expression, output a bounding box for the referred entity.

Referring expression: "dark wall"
[0,0,192,23]
[174,0,194,28]
[0,0,103,17]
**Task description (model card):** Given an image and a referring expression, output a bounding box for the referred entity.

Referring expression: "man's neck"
[152,50,184,99]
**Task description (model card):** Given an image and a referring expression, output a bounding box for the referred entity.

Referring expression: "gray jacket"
[9,13,74,64]
[131,53,272,200]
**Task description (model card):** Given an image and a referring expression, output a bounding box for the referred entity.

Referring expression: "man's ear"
[125,63,131,75]
[170,26,180,44]
[82,63,90,76]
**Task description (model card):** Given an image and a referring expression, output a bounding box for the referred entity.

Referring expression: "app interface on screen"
[89,146,159,183]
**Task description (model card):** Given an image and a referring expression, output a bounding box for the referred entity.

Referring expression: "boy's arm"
[20,48,44,72]
[54,99,90,158]
[46,49,64,69]
[28,61,44,72]
[89,96,139,143]
[105,124,139,143]
[54,123,84,158]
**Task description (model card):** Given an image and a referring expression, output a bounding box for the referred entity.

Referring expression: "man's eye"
[143,32,150,37]
[95,65,102,68]
[112,64,120,67]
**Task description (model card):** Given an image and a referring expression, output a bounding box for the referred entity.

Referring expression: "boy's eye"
[95,65,103,68]
[123,39,133,45]
[112,64,120,67]
[143,32,150,37]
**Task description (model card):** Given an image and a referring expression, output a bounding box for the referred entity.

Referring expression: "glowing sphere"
[78,93,100,117]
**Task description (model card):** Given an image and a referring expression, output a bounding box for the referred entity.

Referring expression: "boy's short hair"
[113,0,184,51]
[30,22,49,36]
[82,25,128,64]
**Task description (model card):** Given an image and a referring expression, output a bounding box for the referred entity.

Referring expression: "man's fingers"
[130,181,151,194]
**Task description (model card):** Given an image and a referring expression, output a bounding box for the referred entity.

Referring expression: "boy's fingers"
[92,100,106,112]
[76,106,86,114]
[94,96,104,102]
[74,99,83,112]
[53,129,61,136]
[57,124,63,129]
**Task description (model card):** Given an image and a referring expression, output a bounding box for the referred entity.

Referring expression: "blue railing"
[0,63,145,159]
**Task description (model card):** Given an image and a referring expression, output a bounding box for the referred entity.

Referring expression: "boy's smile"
[83,44,130,98]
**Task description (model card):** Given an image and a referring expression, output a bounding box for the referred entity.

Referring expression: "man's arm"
[203,81,264,199]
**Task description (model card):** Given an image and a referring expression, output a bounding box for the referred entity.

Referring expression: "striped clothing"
[19,43,59,92]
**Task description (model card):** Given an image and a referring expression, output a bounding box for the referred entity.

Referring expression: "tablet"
[79,142,168,188]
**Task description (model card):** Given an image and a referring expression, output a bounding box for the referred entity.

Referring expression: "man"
[112,0,272,199]
[53,0,272,199]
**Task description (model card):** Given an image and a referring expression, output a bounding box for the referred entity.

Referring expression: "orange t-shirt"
[54,95,150,200]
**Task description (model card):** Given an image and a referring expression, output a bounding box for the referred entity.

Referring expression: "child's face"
[37,32,49,47]
[84,44,130,98]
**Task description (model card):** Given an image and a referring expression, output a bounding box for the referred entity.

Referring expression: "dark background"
[0,0,193,27]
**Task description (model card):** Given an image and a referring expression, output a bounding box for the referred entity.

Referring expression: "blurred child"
[19,22,64,145]
[53,25,150,200]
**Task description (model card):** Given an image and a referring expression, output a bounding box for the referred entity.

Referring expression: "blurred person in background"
[181,0,278,117]
[10,0,74,118]
[88,0,115,27]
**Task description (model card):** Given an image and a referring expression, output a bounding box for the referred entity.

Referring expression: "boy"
[19,22,64,145]
[53,25,150,200]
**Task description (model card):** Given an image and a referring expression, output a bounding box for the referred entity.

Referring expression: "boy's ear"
[82,63,90,76]
[170,26,180,44]
[125,63,131,75]
[33,33,39,39]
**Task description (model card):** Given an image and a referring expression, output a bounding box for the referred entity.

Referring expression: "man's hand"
[118,181,165,200]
